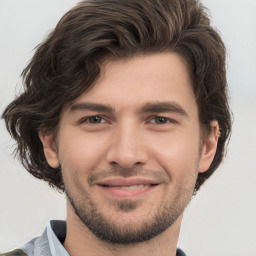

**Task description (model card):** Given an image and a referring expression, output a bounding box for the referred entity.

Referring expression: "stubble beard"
[64,171,197,245]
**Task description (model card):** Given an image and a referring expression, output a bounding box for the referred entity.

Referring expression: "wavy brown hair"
[2,0,232,192]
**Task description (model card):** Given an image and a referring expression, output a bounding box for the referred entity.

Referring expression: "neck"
[63,203,182,256]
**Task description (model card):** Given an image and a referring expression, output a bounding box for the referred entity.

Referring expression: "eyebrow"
[69,101,188,117]
[70,102,114,113]
[140,102,189,117]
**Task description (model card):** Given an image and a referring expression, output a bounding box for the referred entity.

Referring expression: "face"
[41,53,218,244]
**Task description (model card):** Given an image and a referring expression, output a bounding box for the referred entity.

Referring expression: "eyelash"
[78,115,107,124]
[148,116,178,125]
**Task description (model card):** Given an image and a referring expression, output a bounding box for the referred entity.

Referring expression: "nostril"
[108,159,140,169]
[110,161,119,166]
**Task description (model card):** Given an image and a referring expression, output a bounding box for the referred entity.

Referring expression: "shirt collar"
[47,220,69,256]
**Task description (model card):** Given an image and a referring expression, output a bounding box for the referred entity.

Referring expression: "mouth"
[102,184,155,189]
[97,178,159,198]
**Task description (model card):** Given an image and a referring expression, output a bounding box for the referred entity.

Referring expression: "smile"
[102,184,151,190]
[96,178,160,198]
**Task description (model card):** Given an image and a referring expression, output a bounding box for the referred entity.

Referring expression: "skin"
[40,53,219,256]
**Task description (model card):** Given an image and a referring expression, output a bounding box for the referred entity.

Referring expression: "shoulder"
[0,249,27,256]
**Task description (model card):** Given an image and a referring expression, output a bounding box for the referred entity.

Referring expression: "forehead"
[67,53,197,115]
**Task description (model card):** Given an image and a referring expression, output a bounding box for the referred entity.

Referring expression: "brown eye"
[88,116,103,123]
[152,117,169,124]
[149,116,178,125]
[79,116,105,124]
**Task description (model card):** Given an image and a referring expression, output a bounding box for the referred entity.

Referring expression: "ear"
[38,132,59,168]
[198,120,220,173]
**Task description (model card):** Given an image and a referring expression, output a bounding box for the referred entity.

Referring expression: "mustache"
[88,166,170,185]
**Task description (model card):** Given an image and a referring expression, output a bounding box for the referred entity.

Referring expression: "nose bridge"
[106,118,147,167]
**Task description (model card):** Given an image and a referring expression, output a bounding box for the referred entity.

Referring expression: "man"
[1,0,231,255]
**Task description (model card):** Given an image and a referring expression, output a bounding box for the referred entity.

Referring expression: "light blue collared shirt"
[21,220,69,256]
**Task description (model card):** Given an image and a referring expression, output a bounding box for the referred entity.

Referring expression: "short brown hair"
[2,0,232,192]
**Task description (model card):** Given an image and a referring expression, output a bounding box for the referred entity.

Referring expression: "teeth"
[116,185,148,190]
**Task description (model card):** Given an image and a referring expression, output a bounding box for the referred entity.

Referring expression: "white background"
[0,0,256,255]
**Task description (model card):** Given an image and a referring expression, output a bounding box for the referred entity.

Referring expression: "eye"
[80,116,105,124]
[153,117,168,124]
[150,116,177,124]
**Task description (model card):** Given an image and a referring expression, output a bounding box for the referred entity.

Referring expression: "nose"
[106,122,148,168]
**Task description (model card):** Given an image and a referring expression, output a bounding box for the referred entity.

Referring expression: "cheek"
[57,127,110,174]
[148,130,200,180]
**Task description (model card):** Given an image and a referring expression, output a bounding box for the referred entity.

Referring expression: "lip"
[96,177,160,198]
[96,177,160,186]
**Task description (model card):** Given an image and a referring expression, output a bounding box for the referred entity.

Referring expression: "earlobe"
[198,120,219,173]
[38,132,60,168]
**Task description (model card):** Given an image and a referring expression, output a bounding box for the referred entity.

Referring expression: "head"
[3,0,231,245]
